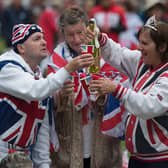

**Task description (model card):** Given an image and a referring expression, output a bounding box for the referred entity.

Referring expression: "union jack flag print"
[0,92,48,148]
[49,52,129,137]
[100,94,127,139]
[80,45,94,54]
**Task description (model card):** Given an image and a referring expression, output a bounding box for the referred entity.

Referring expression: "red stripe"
[131,151,168,162]
[17,101,45,146]
[52,52,67,67]
[8,149,16,154]
[0,93,24,109]
[125,115,136,153]
[147,120,156,144]
[3,126,21,141]
[101,62,118,72]
[132,57,143,87]
[134,71,152,92]
[82,105,89,125]
[118,86,125,99]
[50,142,59,152]
[12,25,31,42]
[99,33,107,47]
[131,155,168,162]
[12,25,25,38]
[48,65,56,74]
[74,76,80,92]
[101,111,122,131]
[74,87,82,105]
[153,121,168,146]
[135,62,168,91]
[113,84,121,97]
[160,73,168,78]
[81,79,90,97]
[133,152,168,158]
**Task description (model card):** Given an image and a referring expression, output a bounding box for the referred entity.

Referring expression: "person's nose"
[41,38,47,46]
[73,34,81,43]
[137,43,143,51]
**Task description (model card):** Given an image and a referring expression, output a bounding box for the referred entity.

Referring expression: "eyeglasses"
[144,15,157,31]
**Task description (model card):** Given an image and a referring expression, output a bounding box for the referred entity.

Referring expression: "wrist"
[64,64,75,74]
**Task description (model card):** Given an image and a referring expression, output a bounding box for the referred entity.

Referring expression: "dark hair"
[14,47,19,53]
[59,6,88,32]
[138,21,168,62]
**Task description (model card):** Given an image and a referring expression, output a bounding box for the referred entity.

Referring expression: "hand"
[64,53,94,74]
[85,27,97,44]
[61,79,75,96]
[89,78,117,95]
[86,27,100,44]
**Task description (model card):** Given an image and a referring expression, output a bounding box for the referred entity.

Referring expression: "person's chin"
[41,53,48,59]
[143,58,150,65]
[41,50,49,56]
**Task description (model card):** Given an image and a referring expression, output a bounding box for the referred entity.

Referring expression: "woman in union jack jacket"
[89,16,168,168]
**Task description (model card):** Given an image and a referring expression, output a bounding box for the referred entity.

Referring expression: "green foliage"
[0,37,7,54]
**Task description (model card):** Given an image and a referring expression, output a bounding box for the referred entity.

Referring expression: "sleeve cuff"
[48,67,71,92]
[113,84,128,100]
[98,33,108,47]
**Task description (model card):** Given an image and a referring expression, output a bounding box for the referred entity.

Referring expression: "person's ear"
[17,44,25,54]
[159,43,167,53]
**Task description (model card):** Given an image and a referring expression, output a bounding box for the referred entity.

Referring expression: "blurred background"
[0,0,167,54]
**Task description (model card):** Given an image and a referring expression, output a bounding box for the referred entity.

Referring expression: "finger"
[63,92,75,96]
[99,78,106,81]
[64,83,74,88]
[90,80,101,85]
[63,86,74,91]
[64,83,75,87]
[77,54,94,64]
[62,88,74,96]
[79,60,94,68]
[79,53,93,59]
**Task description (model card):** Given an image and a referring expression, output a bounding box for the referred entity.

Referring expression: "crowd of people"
[0,0,168,168]
[0,0,168,54]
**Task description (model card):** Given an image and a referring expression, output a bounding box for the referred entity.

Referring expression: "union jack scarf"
[48,52,128,136]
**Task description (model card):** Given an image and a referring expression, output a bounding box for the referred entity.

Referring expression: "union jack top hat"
[12,24,43,49]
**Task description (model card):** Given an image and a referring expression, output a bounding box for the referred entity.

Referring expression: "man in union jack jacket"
[0,23,93,168]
